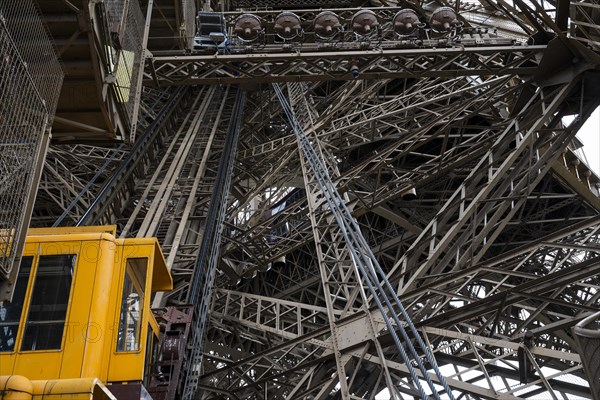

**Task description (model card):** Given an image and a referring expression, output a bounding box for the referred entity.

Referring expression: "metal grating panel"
[104,0,145,142]
[0,0,63,282]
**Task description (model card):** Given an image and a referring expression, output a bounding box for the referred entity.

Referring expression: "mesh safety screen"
[0,0,63,279]
[104,0,145,142]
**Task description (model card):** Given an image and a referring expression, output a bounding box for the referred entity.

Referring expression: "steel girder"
[201,72,600,400]
[121,86,241,307]
[27,0,600,398]
[144,44,544,86]
[32,87,188,228]
[203,215,600,397]
[194,59,600,397]
[34,144,128,226]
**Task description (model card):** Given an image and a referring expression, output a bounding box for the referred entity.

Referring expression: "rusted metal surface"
[148,305,193,400]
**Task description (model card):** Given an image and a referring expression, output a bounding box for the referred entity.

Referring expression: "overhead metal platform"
[34,0,170,144]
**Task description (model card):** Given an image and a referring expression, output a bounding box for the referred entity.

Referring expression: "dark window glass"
[144,327,159,386]
[116,258,147,352]
[0,256,33,352]
[21,255,76,351]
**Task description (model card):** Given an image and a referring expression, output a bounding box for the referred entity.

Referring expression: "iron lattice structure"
[24,0,600,398]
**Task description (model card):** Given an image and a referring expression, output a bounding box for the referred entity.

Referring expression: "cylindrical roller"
[274,12,302,40]
[234,13,262,42]
[430,7,459,32]
[393,9,419,35]
[401,187,417,201]
[351,9,379,36]
[314,11,341,38]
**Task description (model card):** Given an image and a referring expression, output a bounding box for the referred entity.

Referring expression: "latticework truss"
[26,0,600,398]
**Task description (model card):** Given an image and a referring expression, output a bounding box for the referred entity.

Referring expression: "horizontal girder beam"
[144,44,545,85]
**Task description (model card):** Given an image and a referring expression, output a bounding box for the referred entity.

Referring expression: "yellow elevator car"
[0,226,173,400]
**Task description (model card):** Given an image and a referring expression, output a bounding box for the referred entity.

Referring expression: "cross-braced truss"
[27,0,600,398]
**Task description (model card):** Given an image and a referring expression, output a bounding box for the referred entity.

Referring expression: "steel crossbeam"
[202,275,595,399]
[23,0,600,398]
[144,45,545,85]
[33,88,181,227]
[202,214,600,399]
[279,81,393,399]
[389,79,598,293]
[199,73,599,399]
